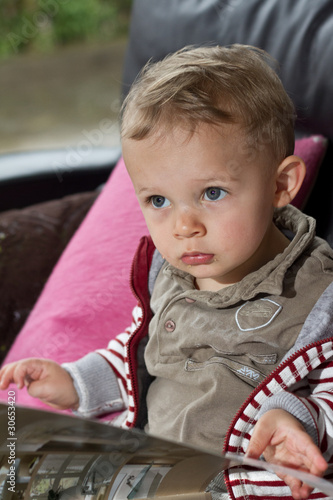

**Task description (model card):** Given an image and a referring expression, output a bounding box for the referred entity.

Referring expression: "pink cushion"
[0,135,327,409]
[0,157,148,408]
[292,135,328,209]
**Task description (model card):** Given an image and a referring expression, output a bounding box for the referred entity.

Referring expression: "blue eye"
[151,195,171,208]
[204,187,227,201]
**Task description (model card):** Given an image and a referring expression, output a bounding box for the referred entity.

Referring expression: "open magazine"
[1,402,333,500]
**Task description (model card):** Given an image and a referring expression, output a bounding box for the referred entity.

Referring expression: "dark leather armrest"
[0,146,122,211]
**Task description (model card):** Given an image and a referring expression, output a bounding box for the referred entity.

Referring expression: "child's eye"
[203,187,227,201]
[150,195,171,208]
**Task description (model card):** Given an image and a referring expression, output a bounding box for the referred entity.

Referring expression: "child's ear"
[273,155,306,207]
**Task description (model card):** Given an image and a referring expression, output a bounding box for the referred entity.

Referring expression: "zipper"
[126,244,145,427]
[126,236,155,427]
[222,337,333,498]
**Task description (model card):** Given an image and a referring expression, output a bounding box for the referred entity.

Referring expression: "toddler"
[2,45,333,500]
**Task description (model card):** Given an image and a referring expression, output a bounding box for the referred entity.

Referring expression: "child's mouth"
[181,252,215,265]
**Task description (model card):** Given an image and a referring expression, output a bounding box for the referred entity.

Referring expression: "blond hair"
[121,44,296,163]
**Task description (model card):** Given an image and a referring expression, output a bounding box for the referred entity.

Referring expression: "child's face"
[123,123,284,291]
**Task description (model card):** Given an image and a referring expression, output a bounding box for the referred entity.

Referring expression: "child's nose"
[173,210,206,239]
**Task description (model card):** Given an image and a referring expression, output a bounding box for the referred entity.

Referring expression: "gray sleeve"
[62,352,125,419]
[257,391,318,446]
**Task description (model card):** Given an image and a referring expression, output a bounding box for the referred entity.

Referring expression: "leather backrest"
[123,0,333,141]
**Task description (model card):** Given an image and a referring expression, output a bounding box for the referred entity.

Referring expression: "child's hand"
[246,409,328,500]
[0,358,79,410]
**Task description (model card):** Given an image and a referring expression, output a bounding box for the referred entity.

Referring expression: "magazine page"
[1,403,333,500]
[0,403,228,499]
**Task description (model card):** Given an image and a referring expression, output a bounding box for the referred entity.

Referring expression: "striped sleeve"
[253,356,333,461]
[298,358,333,460]
[63,304,144,420]
[96,304,144,413]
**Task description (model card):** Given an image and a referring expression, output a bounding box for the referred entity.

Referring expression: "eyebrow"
[136,174,238,196]
[137,187,158,195]
[192,175,238,184]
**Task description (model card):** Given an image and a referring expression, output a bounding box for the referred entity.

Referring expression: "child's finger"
[0,360,44,390]
[246,419,273,459]
[13,360,45,389]
[9,363,30,389]
[287,476,312,500]
[307,448,328,476]
[289,433,328,477]
[0,363,17,389]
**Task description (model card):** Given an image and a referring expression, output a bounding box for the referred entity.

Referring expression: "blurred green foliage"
[0,0,132,57]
